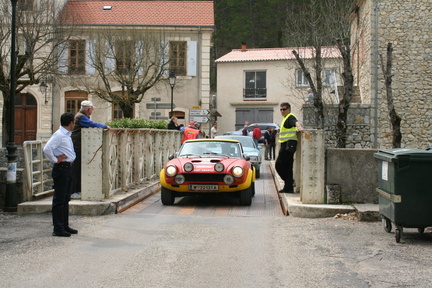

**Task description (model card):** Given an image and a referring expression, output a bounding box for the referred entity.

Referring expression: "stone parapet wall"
[303,104,373,148]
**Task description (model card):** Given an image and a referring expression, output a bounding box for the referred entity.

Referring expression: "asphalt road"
[1,209,432,287]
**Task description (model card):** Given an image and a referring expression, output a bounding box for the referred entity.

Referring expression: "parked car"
[215,135,262,178]
[224,123,280,143]
[159,139,256,206]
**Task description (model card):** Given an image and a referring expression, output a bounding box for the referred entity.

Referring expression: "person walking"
[275,102,303,193]
[43,113,77,237]
[263,127,271,160]
[210,123,218,138]
[252,124,262,147]
[71,101,110,199]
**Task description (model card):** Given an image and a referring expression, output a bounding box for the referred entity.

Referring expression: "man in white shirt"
[43,113,77,237]
[210,123,218,138]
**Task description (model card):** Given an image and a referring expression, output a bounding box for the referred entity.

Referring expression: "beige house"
[215,45,342,134]
[1,0,214,144]
[350,0,431,149]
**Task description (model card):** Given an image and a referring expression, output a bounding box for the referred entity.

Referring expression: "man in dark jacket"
[71,101,110,199]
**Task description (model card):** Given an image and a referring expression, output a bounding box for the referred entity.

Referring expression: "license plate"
[189,184,218,191]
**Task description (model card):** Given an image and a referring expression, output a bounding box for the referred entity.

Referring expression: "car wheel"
[251,181,256,197]
[239,185,253,206]
[256,168,260,178]
[161,187,175,205]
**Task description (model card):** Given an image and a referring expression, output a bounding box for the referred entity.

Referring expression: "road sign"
[190,116,209,123]
[151,97,161,102]
[146,103,176,109]
[190,109,209,116]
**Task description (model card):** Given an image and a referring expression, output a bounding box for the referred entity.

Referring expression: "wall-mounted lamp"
[39,81,48,103]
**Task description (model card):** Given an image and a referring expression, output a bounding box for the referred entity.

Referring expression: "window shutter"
[187,41,197,76]
[58,42,68,74]
[160,40,169,77]
[135,41,143,76]
[105,40,115,74]
[86,40,96,75]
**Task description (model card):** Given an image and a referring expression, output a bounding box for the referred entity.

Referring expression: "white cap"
[81,100,94,108]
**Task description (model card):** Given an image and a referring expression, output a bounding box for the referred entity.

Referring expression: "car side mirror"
[168,154,175,160]
[257,145,262,149]
[243,153,250,161]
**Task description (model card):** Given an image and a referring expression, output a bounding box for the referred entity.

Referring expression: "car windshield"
[217,136,257,149]
[179,141,242,158]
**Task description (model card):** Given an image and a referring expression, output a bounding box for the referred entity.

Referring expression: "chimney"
[241,42,247,52]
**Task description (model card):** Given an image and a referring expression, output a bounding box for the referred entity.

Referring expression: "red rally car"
[159,139,256,206]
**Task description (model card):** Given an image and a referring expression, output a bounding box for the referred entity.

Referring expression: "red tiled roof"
[58,1,214,27]
[215,47,341,63]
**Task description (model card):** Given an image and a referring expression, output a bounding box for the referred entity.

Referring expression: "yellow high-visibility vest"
[278,113,298,143]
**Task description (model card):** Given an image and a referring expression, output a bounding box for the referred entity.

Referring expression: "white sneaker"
[70,193,81,199]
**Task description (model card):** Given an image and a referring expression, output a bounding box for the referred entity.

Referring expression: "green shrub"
[106,118,168,129]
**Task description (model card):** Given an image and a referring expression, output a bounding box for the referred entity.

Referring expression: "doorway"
[15,93,37,145]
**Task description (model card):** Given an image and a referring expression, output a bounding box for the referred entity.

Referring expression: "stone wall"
[303,103,373,148]
[351,0,432,150]
[326,148,379,204]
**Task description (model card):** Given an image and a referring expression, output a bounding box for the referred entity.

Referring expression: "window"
[68,40,86,75]
[115,41,134,74]
[295,70,309,87]
[244,71,267,99]
[112,103,135,120]
[65,91,88,115]
[324,69,337,86]
[19,0,33,11]
[169,41,187,76]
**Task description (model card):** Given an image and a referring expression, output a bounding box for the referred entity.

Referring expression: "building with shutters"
[0,0,214,144]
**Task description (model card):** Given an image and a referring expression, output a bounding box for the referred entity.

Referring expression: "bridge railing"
[22,128,182,201]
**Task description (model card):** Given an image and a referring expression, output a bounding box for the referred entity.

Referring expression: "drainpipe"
[372,0,379,148]
[197,26,202,106]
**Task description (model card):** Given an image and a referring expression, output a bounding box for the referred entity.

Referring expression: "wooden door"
[15,93,37,145]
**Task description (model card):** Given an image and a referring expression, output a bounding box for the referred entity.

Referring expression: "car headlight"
[214,163,224,172]
[232,166,244,177]
[224,175,234,185]
[165,165,178,177]
[184,162,194,172]
[175,174,185,184]
[248,156,258,162]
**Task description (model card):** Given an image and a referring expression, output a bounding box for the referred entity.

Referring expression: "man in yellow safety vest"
[276,102,303,193]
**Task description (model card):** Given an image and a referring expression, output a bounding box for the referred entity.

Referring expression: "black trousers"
[52,162,74,232]
[72,149,81,193]
[275,141,297,191]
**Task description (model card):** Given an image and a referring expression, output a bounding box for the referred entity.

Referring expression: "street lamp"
[5,0,18,211]
[169,71,176,117]
[39,81,48,103]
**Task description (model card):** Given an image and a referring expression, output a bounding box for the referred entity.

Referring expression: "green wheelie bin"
[374,148,432,243]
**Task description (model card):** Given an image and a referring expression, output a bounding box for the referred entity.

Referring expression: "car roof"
[184,139,240,144]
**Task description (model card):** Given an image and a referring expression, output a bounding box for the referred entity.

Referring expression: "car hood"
[168,157,249,173]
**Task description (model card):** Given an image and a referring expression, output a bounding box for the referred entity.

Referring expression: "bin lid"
[374,148,432,162]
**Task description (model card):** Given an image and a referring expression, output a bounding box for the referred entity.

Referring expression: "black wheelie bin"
[374,148,432,243]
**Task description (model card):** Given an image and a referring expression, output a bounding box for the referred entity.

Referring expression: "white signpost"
[190,109,209,116]
[189,109,210,123]
[190,116,209,123]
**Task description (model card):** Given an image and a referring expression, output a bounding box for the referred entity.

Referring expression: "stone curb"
[268,161,379,221]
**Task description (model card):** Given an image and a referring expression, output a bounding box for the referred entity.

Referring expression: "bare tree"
[77,29,171,118]
[0,0,74,146]
[286,0,354,147]
[380,42,402,148]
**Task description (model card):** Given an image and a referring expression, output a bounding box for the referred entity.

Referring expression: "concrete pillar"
[297,130,325,204]
[81,128,104,201]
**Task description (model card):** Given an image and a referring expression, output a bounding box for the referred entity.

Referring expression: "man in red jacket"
[181,122,200,143]
[252,124,262,147]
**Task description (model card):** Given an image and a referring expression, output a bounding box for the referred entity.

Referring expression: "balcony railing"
[243,88,267,99]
